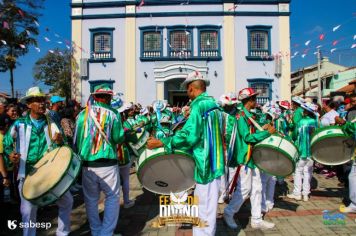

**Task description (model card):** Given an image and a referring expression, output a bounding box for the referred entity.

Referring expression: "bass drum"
[252,134,299,177]
[22,146,81,206]
[137,148,195,195]
[311,126,354,166]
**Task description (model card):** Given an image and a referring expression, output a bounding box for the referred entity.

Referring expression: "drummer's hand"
[53,132,63,145]
[147,137,164,149]
[268,126,276,134]
[335,116,346,125]
[262,124,270,130]
[2,178,10,187]
[9,152,20,164]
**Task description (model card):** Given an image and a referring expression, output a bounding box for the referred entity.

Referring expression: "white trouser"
[224,166,263,223]
[293,159,314,196]
[219,167,237,198]
[18,179,73,236]
[347,161,356,210]
[193,177,221,236]
[82,165,120,236]
[261,172,276,211]
[119,163,131,204]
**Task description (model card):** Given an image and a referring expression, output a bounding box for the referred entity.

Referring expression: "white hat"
[20,87,46,104]
[181,71,210,89]
[238,88,259,101]
[301,102,319,116]
[292,96,305,105]
[220,92,239,106]
[140,107,149,115]
[118,103,132,113]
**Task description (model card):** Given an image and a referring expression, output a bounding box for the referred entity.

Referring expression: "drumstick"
[248,117,264,132]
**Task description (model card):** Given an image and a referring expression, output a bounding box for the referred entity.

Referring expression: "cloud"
[306,25,324,34]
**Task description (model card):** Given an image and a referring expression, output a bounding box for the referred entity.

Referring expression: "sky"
[0,0,355,96]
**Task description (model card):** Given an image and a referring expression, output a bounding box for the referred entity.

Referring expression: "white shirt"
[320,109,339,127]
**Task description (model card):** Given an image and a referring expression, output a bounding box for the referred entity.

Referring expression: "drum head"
[253,147,295,177]
[311,136,354,166]
[138,150,195,195]
[23,146,72,200]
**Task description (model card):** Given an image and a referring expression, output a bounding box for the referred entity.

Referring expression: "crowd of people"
[0,70,356,236]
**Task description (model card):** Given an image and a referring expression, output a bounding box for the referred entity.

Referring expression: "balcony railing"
[200,50,219,57]
[169,51,191,58]
[92,52,112,59]
[142,51,161,58]
[249,50,269,57]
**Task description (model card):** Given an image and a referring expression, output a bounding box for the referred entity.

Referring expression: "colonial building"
[71,0,291,106]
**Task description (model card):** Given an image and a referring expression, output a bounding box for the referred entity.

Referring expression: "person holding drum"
[74,84,125,236]
[335,117,356,214]
[3,87,73,236]
[147,71,226,236]
[223,88,276,230]
[287,102,319,202]
[291,96,305,141]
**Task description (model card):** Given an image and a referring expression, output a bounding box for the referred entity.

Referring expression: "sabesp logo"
[8,220,17,230]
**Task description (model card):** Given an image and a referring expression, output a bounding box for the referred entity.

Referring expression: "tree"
[33,49,72,99]
[0,0,44,97]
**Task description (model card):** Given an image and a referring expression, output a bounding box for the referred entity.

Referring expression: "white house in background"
[71,0,291,106]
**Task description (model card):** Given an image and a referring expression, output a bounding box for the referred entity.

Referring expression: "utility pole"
[317,48,322,105]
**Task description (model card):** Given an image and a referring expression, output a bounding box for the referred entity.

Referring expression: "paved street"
[1,168,356,236]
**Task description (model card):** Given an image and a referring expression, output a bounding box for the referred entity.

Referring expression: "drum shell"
[129,130,150,157]
[22,146,82,206]
[252,134,299,177]
[137,148,195,195]
[311,126,354,166]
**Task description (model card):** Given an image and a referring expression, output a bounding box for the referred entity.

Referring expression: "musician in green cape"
[147,71,225,236]
[291,96,305,141]
[3,87,73,236]
[224,88,276,230]
[74,84,125,236]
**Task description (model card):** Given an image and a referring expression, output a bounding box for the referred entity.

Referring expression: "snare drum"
[311,126,354,165]
[252,134,299,177]
[22,146,81,206]
[137,148,195,195]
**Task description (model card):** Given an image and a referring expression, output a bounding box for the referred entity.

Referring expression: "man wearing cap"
[224,88,276,230]
[3,87,73,236]
[287,102,319,202]
[48,95,65,129]
[147,71,226,236]
[276,100,292,137]
[74,84,125,236]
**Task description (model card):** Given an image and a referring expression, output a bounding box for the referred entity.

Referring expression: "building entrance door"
[164,78,189,106]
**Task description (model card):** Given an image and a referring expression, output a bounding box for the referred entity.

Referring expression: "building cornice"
[71,11,290,20]
[71,0,291,8]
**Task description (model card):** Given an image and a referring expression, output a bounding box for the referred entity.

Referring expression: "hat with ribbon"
[20,87,46,104]
[278,100,291,110]
[238,88,259,101]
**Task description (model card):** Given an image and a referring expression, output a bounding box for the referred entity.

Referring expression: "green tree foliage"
[0,0,44,97]
[33,49,72,99]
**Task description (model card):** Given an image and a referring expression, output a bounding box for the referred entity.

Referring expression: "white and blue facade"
[71,0,291,106]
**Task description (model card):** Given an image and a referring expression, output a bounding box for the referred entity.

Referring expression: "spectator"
[346,94,356,122]
[0,97,7,116]
[60,107,76,146]
[320,100,339,127]
[48,95,65,128]
[5,104,18,126]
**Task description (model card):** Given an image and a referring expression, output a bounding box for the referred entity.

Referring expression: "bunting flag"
[332,24,341,32]
[316,45,322,49]
[305,40,311,46]
[34,20,39,27]
[332,40,339,46]
[44,37,50,42]
[49,50,54,53]
[19,44,26,49]
[319,34,325,40]
[26,30,31,36]
[301,54,306,58]
[330,48,337,53]
[137,0,144,9]
[352,44,356,49]
[293,51,299,56]
[54,33,60,38]
[57,41,63,44]
[3,21,9,29]
[65,45,71,49]
[354,35,356,40]
[35,47,40,52]
[1,40,7,45]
